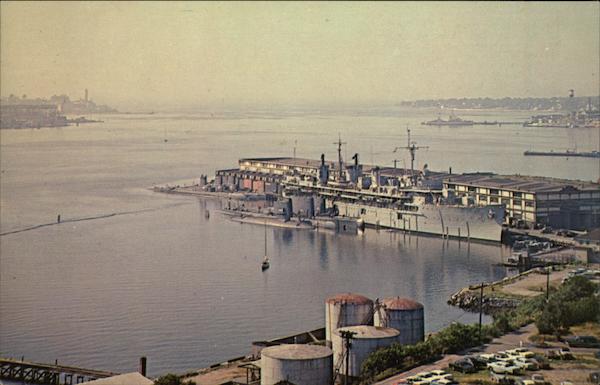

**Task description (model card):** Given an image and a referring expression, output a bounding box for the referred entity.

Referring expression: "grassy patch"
[550,357,600,370]
[451,370,494,385]
[487,289,528,300]
[525,285,546,293]
[528,333,559,343]
[570,321,600,338]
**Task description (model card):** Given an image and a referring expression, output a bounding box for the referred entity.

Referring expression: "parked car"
[479,353,498,362]
[430,378,457,385]
[490,371,517,384]
[406,375,424,383]
[565,335,600,348]
[449,358,476,373]
[465,355,488,369]
[488,361,522,375]
[516,380,534,385]
[415,371,437,381]
[513,357,539,370]
[412,380,431,385]
[407,374,435,385]
[495,352,512,361]
[429,370,453,380]
[531,374,546,385]
[532,354,551,369]
[506,348,535,358]
[411,372,438,385]
[558,347,575,360]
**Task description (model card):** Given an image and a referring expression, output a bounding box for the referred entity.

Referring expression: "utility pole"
[478,282,484,345]
[546,267,551,301]
[340,330,356,385]
[393,128,428,185]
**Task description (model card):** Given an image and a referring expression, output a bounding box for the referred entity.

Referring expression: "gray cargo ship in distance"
[421,113,475,126]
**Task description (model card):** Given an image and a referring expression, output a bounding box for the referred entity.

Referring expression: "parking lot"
[375,324,600,385]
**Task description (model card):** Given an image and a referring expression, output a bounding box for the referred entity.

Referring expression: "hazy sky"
[1,1,599,109]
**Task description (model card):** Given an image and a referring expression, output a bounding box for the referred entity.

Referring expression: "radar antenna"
[393,127,429,185]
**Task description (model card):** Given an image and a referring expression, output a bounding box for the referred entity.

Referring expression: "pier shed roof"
[82,373,152,385]
[444,173,600,193]
[240,157,332,169]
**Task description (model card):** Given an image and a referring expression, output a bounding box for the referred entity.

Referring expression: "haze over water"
[1,108,599,376]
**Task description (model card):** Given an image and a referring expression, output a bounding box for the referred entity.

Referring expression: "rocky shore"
[447,287,521,314]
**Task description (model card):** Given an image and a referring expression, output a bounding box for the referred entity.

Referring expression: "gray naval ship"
[282,133,505,242]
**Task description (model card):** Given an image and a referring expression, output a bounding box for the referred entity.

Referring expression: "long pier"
[524,150,600,158]
[0,358,118,385]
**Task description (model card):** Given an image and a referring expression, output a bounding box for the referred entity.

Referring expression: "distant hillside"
[400,96,600,111]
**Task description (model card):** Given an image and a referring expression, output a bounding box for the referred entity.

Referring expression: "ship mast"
[393,128,429,185]
[333,134,347,182]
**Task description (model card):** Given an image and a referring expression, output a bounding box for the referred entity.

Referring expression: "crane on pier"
[393,128,428,184]
[333,134,347,182]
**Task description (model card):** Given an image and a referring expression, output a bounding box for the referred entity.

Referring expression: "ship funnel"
[319,154,329,186]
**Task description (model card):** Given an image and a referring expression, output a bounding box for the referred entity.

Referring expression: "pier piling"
[139,357,147,377]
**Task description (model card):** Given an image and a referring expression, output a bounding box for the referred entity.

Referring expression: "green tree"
[559,276,597,301]
[536,276,599,335]
[154,374,196,385]
[535,298,565,335]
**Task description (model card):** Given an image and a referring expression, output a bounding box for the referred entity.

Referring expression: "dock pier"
[0,358,118,385]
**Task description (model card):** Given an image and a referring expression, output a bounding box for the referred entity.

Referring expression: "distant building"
[0,104,68,129]
[1,91,118,118]
[444,173,600,230]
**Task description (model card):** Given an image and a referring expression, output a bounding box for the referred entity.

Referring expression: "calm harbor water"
[1,107,598,376]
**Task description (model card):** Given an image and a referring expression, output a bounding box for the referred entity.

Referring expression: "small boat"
[261,222,270,271]
[261,257,270,271]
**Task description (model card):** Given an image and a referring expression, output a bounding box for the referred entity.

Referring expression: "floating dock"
[524,150,600,158]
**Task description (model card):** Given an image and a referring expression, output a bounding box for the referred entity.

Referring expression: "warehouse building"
[443,173,600,230]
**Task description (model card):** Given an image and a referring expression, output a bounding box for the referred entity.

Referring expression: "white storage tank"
[331,325,400,380]
[325,293,374,344]
[374,297,424,345]
[260,344,333,385]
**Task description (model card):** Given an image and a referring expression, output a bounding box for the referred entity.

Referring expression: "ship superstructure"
[280,142,504,242]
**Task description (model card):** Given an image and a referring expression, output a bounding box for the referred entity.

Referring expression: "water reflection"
[3,110,569,376]
[318,233,329,270]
